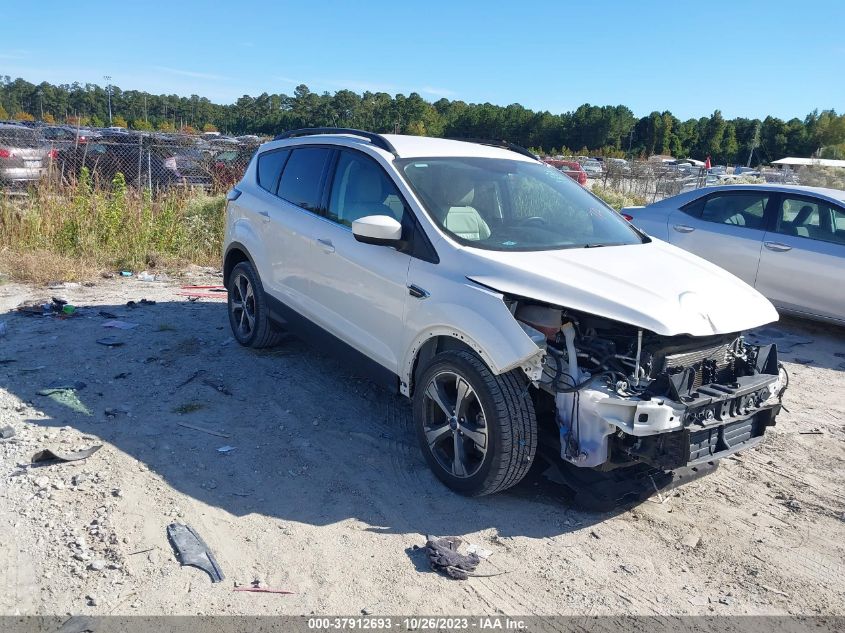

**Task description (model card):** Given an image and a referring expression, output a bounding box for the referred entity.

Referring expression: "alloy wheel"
[422,370,488,478]
[230,272,256,339]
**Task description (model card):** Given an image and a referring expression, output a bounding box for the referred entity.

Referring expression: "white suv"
[223,128,786,497]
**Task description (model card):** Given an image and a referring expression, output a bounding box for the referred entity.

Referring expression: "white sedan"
[623,184,845,325]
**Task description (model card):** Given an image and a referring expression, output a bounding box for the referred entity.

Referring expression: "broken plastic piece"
[102,320,139,330]
[166,523,224,583]
[97,337,125,347]
[36,384,92,416]
[32,445,102,464]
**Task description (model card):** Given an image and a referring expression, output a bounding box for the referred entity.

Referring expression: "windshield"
[397,157,644,251]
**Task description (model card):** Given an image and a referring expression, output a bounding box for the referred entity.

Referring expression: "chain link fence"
[0,121,260,196]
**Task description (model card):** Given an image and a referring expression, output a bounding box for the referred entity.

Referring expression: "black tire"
[227,261,284,349]
[413,349,537,496]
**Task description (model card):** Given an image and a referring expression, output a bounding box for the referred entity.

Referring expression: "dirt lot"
[0,271,843,617]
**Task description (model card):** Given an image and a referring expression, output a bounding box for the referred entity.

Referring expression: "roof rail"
[274,127,398,156]
[448,137,539,161]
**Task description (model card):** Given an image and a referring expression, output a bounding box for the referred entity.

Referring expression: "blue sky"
[2,1,843,120]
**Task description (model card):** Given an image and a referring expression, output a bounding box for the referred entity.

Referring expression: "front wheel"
[413,349,537,496]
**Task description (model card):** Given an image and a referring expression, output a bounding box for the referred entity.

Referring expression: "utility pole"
[747,120,761,167]
[103,75,113,125]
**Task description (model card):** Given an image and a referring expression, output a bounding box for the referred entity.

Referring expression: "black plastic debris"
[424,535,480,580]
[126,298,156,308]
[166,523,224,583]
[96,337,124,347]
[32,445,102,464]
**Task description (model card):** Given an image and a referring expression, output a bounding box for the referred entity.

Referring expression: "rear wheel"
[227,261,284,348]
[413,349,537,496]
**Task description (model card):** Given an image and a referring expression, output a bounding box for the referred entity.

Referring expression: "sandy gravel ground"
[0,271,843,617]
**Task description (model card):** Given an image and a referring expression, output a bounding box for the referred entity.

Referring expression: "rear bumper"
[0,167,47,183]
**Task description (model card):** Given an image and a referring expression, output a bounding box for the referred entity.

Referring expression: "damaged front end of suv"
[509,301,787,472]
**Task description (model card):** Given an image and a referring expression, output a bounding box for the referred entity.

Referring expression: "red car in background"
[543,159,587,185]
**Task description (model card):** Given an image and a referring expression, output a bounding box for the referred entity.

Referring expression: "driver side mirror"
[352,215,403,247]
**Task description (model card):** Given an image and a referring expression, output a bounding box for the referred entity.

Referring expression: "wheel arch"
[408,334,480,398]
[223,241,257,288]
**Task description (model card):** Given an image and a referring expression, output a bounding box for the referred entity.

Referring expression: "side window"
[327,151,404,227]
[277,147,332,212]
[698,193,768,229]
[256,149,289,194]
[775,197,845,246]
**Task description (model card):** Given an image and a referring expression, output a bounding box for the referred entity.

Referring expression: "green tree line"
[2,76,844,164]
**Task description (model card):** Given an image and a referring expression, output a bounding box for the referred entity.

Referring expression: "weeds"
[0,174,225,283]
[592,185,647,211]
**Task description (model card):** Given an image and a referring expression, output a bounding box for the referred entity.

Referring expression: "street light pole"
[103,75,113,125]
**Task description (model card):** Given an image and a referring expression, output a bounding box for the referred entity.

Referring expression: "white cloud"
[420,85,455,98]
[152,66,229,81]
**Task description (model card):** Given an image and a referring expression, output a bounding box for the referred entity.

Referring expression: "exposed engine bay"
[510,300,787,470]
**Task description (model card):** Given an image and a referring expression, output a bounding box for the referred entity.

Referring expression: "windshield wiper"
[582,243,606,248]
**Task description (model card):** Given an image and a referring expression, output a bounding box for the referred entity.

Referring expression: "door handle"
[258,210,270,222]
[764,241,792,252]
[316,238,335,253]
[673,224,695,233]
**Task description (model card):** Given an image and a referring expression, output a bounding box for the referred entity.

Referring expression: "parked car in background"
[543,159,587,185]
[58,138,175,188]
[160,147,213,187]
[580,158,603,178]
[0,123,54,188]
[40,125,78,149]
[623,184,845,324]
[605,157,630,174]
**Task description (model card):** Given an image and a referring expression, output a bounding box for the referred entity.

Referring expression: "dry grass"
[0,170,224,283]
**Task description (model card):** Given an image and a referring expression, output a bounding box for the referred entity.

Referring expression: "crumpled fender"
[399,280,545,395]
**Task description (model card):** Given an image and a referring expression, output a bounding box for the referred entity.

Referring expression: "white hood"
[464,239,778,336]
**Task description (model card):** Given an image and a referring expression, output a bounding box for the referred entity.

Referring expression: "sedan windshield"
[398,157,643,251]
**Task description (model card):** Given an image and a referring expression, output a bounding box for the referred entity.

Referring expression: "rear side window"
[278,148,332,212]
[256,149,289,193]
[0,127,39,148]
[683,192,768,229]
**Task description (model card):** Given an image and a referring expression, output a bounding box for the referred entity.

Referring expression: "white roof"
[771,157,845,168]
[265,132,537,162]
[383,134,534,160]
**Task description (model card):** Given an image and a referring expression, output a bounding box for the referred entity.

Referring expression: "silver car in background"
[623,184,845,325]
[0,123,53,187]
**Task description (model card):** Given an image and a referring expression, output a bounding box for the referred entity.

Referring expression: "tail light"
[0,149,12,159]
[48,149,58,159]
[621,213,634,222]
